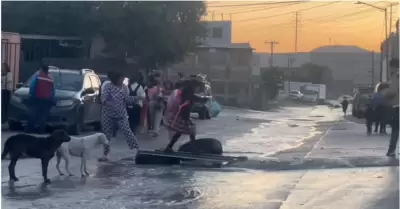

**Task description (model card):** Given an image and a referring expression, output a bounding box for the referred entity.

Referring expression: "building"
[203,21,232,46]
[257,45,381,97]
[170,20,259,107]
[381,19,399,82]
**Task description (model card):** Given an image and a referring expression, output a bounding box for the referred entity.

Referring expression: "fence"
[1,40,20,91]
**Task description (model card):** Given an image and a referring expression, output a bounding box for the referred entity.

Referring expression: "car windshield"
[24,71,83,91]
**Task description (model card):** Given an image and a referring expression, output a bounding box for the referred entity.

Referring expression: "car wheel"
[8,120,22,131]
[69,112,84,135]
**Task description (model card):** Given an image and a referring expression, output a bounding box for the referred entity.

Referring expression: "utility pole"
[265,41,279,68]
[371,51,375,86]
[295,12,299,53]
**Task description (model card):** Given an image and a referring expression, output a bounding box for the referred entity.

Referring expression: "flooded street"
[3,105,396,209]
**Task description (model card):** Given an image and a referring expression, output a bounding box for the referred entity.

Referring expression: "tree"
[261,67,284,100]
[1,1,207,69]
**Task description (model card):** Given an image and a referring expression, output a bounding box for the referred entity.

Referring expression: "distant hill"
[311,45,371,53]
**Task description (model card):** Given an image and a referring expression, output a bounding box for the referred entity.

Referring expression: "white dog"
[56,133,109,177]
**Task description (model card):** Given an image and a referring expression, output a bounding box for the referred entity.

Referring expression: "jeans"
[26,98,53,133]
[388,107,399,154]
[149,103,164,134]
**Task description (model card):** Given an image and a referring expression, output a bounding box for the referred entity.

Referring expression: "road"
[2,105,398,209]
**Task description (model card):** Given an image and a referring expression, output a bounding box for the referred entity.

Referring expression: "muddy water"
[2,106,342,209]
[2,160,303,209]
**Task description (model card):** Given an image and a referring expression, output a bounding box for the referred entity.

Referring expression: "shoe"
[98,156,109,162]
[386,152,396,157]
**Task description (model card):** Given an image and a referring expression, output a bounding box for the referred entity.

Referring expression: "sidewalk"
[304,119,397,167]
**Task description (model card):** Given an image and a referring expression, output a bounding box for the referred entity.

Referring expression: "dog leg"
[41,158,51,184]
[83,157,89,176]
[8,153,20,182]
[56,151,64,176]
[80,157,85,178]
[65,156,73,176]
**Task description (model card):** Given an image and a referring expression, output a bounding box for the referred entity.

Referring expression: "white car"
[289,90,303,100]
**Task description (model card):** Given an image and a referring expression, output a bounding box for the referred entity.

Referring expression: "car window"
[89,75,101,91]
[83,75,93,90]
[24,71,83,91]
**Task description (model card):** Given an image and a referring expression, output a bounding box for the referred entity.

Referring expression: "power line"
[207,1,302,8]
[229,2,304,15]
[235,1,339,23]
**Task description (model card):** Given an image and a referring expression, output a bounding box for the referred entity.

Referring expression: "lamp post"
[356,1,388,82]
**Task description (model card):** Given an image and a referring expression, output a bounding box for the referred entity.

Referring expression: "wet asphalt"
[2,105,399,209]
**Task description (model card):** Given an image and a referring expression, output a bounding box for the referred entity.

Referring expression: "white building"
[203,21,232,45]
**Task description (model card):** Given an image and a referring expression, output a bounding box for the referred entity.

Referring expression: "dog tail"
[1,138,11,160]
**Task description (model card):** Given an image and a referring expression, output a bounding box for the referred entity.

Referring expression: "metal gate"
[1,39,21,91]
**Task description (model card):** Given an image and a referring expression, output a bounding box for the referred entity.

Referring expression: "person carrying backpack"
[127,73,146,134]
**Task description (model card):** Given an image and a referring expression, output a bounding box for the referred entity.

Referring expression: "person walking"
[384,59,399,157]
[99,71,140,161]
[147,77,164,137]
[341,98,349,116]
[371,88,386,133]
[127,73,146,134]
[1,63,13,124]
[26,65,55,134]
[365,96,374,136]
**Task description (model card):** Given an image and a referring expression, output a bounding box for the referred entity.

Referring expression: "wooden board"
[138,150,248,163]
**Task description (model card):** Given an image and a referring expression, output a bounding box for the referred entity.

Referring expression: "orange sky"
[205,0,399,53]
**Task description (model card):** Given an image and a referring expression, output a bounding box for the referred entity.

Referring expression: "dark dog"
[135,138,223,165]
[1,129,71,184]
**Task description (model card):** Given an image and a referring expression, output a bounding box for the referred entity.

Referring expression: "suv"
[8,66,102,135]
[352,88,374,118]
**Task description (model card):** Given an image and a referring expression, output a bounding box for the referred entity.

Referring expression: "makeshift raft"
[135,149,248,165]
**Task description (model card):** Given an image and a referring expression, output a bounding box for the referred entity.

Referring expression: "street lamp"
[355,1,388,82]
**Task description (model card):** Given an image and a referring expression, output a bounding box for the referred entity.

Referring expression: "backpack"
[128,83,141,108]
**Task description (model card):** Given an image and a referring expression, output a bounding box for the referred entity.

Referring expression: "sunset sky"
[205,0,399,53]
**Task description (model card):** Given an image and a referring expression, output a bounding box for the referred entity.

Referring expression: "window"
[83,75,93,90]
[212,27,222,38]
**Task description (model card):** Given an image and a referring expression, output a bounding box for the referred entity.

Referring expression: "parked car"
[351,88,374,118]
[8,66,102,135]
[191,74,213,120]
[289,90,303,100]
[374,82,390,93]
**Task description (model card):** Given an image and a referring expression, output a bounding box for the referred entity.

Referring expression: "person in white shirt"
[127,73,146,133]
[1,63,13,124]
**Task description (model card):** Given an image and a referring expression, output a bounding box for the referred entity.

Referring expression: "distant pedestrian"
[384,59,399,157]
[341,98,349,115]
[127,72,146,134]
[1,63,13,124]
[148,77,165,137]
[365,96,374,136]
[99,71,140,161]
[26,65,55,134]
[371,89,386,133]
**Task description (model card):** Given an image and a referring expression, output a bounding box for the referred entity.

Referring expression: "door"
[82,75,95,122]
[89,75,102,122]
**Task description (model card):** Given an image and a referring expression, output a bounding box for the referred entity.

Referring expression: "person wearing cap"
[384,58,399,157]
